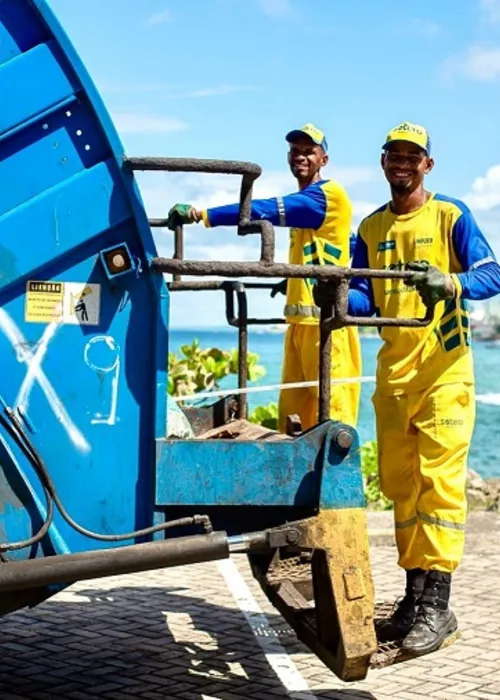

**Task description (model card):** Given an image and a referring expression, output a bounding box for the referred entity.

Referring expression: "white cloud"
[352,200,379,227]
[145,9,172,26]
[257,0,294,18]
[480,0,500,23]
[325,165,377,187]
[443,45,500,82]
[112,111,188,134]
[464,165,500,210]
[410,18,442,38]
[462,164,500,257]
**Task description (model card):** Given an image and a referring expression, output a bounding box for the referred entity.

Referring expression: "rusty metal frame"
[125,157,275,262]
[164,278,284,420]
[128,155,433,427]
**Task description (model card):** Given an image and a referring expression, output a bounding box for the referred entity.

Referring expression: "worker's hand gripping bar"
[314,276,435,330]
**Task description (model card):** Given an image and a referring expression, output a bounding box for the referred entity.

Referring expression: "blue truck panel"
[0,0,168,559]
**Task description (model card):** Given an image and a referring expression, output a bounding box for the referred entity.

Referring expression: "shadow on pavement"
[0,582,379,699]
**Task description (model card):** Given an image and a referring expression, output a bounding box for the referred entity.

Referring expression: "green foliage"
[360,440,393,510]
[249,402,279,430]
[168,339,266,398]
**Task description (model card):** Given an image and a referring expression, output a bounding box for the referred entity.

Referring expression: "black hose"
[0,408,212,549]
[0,416,54,552]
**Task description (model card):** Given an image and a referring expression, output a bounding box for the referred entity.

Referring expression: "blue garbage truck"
[0,0,441,682]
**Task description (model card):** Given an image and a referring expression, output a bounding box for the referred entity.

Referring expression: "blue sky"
[50,0,500,327]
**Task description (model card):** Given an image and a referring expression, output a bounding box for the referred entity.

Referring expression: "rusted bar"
[241,282,284,289]
[221,283,248,418]
[237,288,248,419]
[327,308,434,329]
[127,156,275,263]
[319,303,333,423]
[148,218,169,227]
[237,219,275,263]
[239,172,254,223]
[125,156,262,177]
[172,224,184,282]
[168,281,227,291]
[152,258,424,281]
[153,259,434,326]
[246,317,284,325]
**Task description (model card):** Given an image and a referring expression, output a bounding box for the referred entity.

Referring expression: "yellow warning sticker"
[25,280,101,326]
[25,281,64,323]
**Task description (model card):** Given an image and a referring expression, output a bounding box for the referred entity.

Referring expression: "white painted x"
[0,308,90,453]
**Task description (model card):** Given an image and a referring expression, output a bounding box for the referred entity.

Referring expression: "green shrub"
[249,402,279,430]
[168,340,266,399]
[360,440,393,510]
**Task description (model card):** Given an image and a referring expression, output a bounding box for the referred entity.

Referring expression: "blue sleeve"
[452,210,500,300]
[205,185,327,229]
[349,232,357,259]
[348,234,375,316]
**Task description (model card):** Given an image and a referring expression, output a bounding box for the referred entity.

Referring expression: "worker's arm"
[166,185,329,231]
[451,209,500,300]
[347,233,376,316]
[406,207,500,306]
[201,185,328,229]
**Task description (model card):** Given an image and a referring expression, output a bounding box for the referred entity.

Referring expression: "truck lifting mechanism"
[0,0,452,683]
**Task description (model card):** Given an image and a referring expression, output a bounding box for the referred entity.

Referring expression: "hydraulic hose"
[0,407,212,550]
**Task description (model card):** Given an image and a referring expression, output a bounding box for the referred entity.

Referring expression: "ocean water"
[169,328,500,479]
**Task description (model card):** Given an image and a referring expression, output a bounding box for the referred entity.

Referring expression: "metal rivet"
[335,429,353,451]
[85,145,91,151]
[76,129,82,136]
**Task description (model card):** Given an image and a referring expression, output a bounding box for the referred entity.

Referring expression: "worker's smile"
[392,170,412,179]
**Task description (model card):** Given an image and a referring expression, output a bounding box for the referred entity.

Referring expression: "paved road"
[0,513,498,700]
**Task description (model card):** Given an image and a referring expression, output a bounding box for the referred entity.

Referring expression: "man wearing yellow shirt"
[166,123,361,433]
[347,121,500,655]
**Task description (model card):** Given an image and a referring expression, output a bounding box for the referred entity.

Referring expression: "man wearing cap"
[166,123,362,433]
[344,121,500,654]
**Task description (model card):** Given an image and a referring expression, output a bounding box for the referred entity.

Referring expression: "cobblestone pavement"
[0,515,498,700]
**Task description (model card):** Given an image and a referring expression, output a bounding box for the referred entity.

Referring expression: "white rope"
[171,375,376,402]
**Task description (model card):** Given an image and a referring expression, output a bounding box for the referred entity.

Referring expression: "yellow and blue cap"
[382,121,431,155]
[286,122,328,152]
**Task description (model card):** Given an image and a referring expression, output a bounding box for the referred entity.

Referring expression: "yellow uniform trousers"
[278,323,361,433]
[373,382,475,573]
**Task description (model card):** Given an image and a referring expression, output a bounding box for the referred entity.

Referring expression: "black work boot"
[377,568,427,642]
[402,570,457,656]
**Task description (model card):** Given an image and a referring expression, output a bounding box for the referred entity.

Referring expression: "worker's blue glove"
[270,279,287,298]
[166,203,200,230]
[404,262,456,306]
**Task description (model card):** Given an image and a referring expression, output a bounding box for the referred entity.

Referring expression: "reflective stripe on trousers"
[284,304,320,319]
[395,511,466,532]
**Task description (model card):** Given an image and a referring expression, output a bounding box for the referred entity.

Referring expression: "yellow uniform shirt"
[349,193,500,396]
[284,180,352,324]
